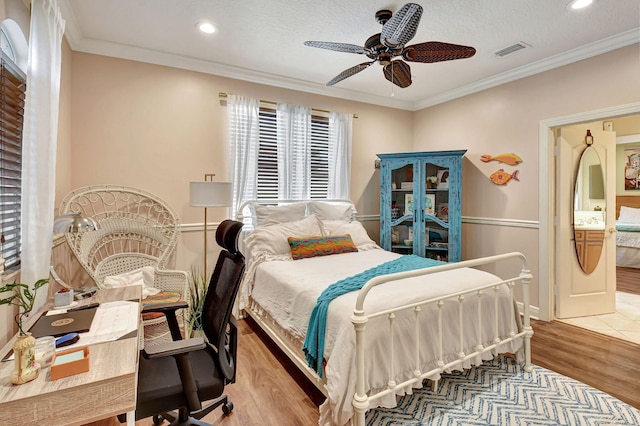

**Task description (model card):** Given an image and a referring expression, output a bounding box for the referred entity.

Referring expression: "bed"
[615,196,640,268]
[238,200,533,426]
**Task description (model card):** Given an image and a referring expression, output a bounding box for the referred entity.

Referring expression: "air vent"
[494,42,530,57]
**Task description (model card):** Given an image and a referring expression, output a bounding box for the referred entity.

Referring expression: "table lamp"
[189,174,232,276]
[50,212,100,299]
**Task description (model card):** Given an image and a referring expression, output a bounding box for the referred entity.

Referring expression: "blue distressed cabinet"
[377,150,466,262]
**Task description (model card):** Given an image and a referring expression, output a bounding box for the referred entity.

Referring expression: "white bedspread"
[249,249,523,426]
[616,222,640,248]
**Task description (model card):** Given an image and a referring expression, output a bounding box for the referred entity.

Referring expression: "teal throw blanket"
[616,224,640,232]
[302,254,445,377]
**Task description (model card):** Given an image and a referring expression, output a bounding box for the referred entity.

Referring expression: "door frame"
[538,101,640,321]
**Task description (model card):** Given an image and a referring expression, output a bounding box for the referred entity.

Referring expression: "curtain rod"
[218,92,358,119]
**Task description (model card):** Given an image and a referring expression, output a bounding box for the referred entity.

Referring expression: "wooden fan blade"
[326,61,374,86]
[402,42,476,63]
[381,3,423,48]
[304,41,366,55]
[383,60,412,88]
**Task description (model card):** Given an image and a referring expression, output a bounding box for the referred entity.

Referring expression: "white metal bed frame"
[238,200,533,424]
[350,251,533,426]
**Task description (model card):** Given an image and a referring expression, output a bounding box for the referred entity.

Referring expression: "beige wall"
[412,44,640,307]
[63,52,413,277]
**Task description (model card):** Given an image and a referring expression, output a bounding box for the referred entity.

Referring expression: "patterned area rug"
[367,355,640,425]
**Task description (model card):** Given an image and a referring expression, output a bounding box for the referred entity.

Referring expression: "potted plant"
[426,176,438,189]
[187,266,208,338]
[0,278,48,384]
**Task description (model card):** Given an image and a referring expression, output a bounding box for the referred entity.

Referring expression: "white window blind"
[310,115,330,199]
[256,106,330,200]
[0,51,25,269]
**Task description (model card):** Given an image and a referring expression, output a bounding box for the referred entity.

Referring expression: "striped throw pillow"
[288,235,358,260]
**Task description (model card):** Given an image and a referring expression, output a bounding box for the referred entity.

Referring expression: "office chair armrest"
[142,336,207,414]
[143,336,206,359]
[142,301,188,340]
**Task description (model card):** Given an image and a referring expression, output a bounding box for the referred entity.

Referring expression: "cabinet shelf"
[378,150,466,262]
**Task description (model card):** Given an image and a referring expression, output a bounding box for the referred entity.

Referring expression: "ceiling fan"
[304,3,476,88]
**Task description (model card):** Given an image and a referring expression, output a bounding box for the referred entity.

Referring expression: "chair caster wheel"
[152,414,164,425]
[222,401,234,415]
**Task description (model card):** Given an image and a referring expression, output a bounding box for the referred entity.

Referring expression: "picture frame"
[425,194,435,215]
[624,147,640,190]
[437,169,449,189]
[404,193,414,216]
[437,202,449,220]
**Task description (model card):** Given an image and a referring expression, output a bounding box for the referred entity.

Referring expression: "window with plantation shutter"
[228,95,351,219]
[0,51,25,269]
[257,107,279,199]
[310,114,330,199]
[256,106,330,200]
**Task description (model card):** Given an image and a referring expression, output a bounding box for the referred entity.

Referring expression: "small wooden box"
[51,346,90,380]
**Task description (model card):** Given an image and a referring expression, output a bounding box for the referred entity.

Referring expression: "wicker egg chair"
[59,185,190,344]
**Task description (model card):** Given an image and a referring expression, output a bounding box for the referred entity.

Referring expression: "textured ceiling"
[59,0,640,111]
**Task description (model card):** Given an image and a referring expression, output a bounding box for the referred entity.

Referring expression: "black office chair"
[123,219,245,426]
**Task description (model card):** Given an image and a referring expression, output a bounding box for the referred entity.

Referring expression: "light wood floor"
[617,266,640,295]
[87,313,640,426]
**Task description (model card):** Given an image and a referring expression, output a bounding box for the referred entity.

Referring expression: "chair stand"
[154,395,233,426]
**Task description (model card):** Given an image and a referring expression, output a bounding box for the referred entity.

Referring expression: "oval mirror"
[573,146,606,274]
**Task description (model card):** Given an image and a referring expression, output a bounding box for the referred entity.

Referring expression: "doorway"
[538,101,640,322]
[555,121,640,344]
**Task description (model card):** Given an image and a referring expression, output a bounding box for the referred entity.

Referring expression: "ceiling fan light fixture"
[304,3,474,88]
[197,22,217,34]
[567,0,594,10]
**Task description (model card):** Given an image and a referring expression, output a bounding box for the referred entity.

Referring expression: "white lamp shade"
[189,181,232,207]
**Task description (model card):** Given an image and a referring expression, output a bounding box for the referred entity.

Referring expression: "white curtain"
[328,112,352,199]
[228,95,260,219]
[228,97,353,215]
[21,0,65,307]
[277,104,311,199]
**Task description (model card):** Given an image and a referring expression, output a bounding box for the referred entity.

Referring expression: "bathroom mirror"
[573,146,606,274]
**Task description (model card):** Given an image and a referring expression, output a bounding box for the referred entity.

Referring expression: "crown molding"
[617,134,640,144]
[414,28,640,110]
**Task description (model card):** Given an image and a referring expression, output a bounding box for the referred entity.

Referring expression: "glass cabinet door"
[388,161,417,254]
[423,161,450,261]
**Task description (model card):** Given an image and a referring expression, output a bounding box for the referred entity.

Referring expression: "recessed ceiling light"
[568,0,594,10]
[198,22,217,34]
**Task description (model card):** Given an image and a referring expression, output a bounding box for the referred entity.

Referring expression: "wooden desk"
[0,286,141,426]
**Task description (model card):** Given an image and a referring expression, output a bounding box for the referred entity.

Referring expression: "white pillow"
[251,202,307,226]
[618,205,640,223]
[308,201,355,222]
[245,214,324,259]
[321,220,379,250]
[103,266,160,299]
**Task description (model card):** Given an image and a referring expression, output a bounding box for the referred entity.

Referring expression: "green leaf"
[34,278,49,290]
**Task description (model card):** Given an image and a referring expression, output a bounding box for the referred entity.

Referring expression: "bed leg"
[520,266,534,372]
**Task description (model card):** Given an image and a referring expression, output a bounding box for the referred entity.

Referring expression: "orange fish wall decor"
[490,169,519,185]
[480,153,523,166]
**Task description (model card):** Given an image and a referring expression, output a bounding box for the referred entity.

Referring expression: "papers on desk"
[59,301,139,351]
[3,301,140,361]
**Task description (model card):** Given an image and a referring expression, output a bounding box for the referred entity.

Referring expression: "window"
[228,95,352,219]
[0,50,25,269]
[256,106,330,200]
